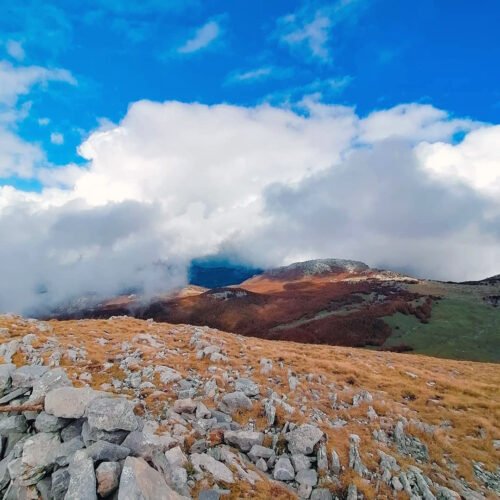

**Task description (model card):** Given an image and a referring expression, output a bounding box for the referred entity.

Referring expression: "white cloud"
[227,66,293,85]
[6,40,25,61]
[276,0,366,62]
[177,20,222,54]
[0,99,499,315]
[38,117,50,126]
[50,132,64,145]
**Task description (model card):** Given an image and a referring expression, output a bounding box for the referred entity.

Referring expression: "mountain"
[0,314,498,499]
[46,259,500,363]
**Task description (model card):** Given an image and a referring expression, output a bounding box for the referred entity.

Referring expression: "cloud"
[226,66,292,85]
[1,99,499,315]
[50,132,64,145]
[5,40,25,61]
[276,0,366,62]
[177,20,223,54]
[0,60,75,178]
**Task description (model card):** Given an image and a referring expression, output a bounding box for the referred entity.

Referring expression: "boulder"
[65,450,97,500]
[84,440,131,461]
[51,467,70,500]
[34,412,70,433]
[224,430,264,452]
[273,456,295,481]
[28,368,72,404]
[118,456,183,499]
[81,420,128,447]
[311,489,333,500]
[121,430,172,460]
[173,398,197,414]
[286,424,324,455]
[0,363,15,395]
[96,461,121,497]
[291,454,311,472]
[234,378,260,397]
[11,365,48,388]
[54,437,85,467]
[219,391,253,414]
[296,468,318,487]
[85,397,138,432]
[191,453,235,483]
[45,387,105,418]
[22,432,61,468]
[248,444,275,462]
[165,446,188,468]
[0,415,28,436]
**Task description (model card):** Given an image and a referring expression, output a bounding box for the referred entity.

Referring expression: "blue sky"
[2,0,500,176]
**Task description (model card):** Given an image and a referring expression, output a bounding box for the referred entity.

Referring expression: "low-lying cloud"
[1,98,500,314]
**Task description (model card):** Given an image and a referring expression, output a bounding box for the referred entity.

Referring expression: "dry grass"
[0,314,498,496]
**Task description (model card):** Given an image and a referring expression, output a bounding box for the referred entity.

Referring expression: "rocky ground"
[0,314,498,499]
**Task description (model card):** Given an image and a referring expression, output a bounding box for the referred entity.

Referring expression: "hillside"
[0,314,498,498]
[48,259,500,363]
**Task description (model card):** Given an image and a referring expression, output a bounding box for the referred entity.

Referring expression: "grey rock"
[219,391,253,414]
[330,449,341,475]
[84,440,131,461]
[45,387,105,418]
[224,430,264,452]
[234,378,260,397]
[291,454,311,472]
[121,430,171,460]
[195,401,211,419]
[0,415,28,435]
[29,368,72,404]
[22,432,61,468]
[352,390,373,407]
[54,437,85,467]
[118,456,183,499]
[191,453,234,484]
[0,451,15,490]
[298,483,312,499]
[0,386,30,404]
[65,450,97,500]
[260,358,273,374]
[394,421,429,462]
[96,461,121,497]
[346,484,357,500]
[164,446,188,468]
[173,398,197,414]
[36,476,52,500]
[35,412,70,433]
[286,424,324,455]
[317,443,328,472]
[256,458,268,472]
[61,419,84,442]
[349,434,369,478]
[51,467,70,500]
[82,420,128,447]
[264,400,276,427]
[0,363,15,395]
[310,488,333,500]
[296,468,318,487]
[273,456,295,481]
[85,397,138,432]
[248,445,275,462]
[11,365,48,388]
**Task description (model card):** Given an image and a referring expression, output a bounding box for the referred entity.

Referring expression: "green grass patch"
[382,296,500,362]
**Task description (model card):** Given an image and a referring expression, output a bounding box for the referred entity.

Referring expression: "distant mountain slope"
[46,259,500,363]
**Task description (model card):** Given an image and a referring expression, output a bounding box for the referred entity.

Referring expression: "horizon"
[1,0,500,313]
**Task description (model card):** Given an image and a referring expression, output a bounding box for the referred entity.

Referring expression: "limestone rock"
[45,387,105,419]
[286,424,324,455]
[85,397,139,432]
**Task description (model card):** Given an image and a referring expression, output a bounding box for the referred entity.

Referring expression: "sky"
[1,0,500,313]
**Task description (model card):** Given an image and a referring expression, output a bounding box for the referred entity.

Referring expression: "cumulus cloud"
[1,98,500,314]
[50,132,64,145]
[6,40,25,61]
[177,20,223,54]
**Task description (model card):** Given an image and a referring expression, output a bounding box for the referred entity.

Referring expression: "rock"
[191,453,235,483]
[54,437,85,467]
[330,449,341,475]
[0,386,30,404]
[288,375,299,391]
[82,420,128,447]
[28,368,72,404]
[260,358,273,374]
[311,488,333,500]
[219,391,253,414]
[0,415,28,435]
[173,398,197,414]
[0,363,15,395]
[11,365,48,388]
[264,400,276,427]
[65,450,97,500]
[256,458,268,472]
[298,483,312,499]
[394,421,429,462]
[224,430,264,452]
[0,341,19,363]
[51,467,70,500]
[121,430,171,460]
[346,484,357,500]
[296,468,318,487]
[248,444,275,462]
[234,378,260,397]
[286,424,324,455]
[22,432,61,468]
[348,434,369,477]
[199,490,221,500]
[61,419,84,442]
[273,456,295,481]
[317,443,328,471]
[118,456,183,499]
[84,440,131,461]
[45,387,105,418]
[165,446,188,468]
[34,412,70,433]
[85,397,139,432]
[291,454,311,472]
[96,461,121,497]
[196,401,211,419]
[36,476,52,499]
[352,390,373,407]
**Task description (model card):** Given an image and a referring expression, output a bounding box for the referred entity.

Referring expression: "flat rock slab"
[85,397,138,432]
[45,387,106,419]
[286,424,324,455]
[191,453,235,484]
